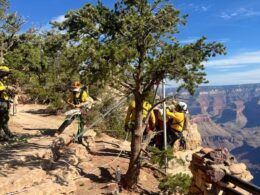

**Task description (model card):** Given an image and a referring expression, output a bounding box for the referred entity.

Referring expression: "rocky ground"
[0,104,160,195]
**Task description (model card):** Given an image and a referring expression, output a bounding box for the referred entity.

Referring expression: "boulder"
[205,148,229,164]
[205,167,225,183]
[240,170,253,182]
[229,163,246,175]
[200,147,214,155]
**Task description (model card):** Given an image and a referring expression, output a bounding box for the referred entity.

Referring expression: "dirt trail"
[0,104,159,195]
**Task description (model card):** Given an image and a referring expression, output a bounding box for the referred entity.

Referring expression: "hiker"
[166,101,188,149]
[0,66,15,141]
[57,81,93,143]
[124,100,156,137]
[153,106,164,149]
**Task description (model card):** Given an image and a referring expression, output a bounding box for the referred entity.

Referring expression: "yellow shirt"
[0,81,9,101]
[125,100,156,126]
[67,90,88,105]
[166,108,185,132]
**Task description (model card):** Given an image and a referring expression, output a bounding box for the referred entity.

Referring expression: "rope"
[73,95,130,142]
[73,131,129,181]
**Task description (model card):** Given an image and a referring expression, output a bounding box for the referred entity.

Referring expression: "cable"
[73,131,129,181]
[73,95,130,142]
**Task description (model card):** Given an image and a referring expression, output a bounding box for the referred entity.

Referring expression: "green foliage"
[147,146,174,168]
[148,146,186,168]
[0,0,9,18]
[159,173,192,194]
[99,97,128,139]
[58,0,225,97]
[4,30,84,111]
[83,85,128,140]
[104,110,127,139]
[56,1,225,187]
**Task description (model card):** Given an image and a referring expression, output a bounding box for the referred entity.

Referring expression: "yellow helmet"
[0,66,11,72]
[0,82,6,91]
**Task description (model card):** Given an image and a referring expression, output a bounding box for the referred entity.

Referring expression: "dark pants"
[57,114,84,143]
[0,102,13,139]
[167,128,183,148]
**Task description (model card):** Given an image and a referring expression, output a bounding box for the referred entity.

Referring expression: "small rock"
[185,153,192,162]
[229,163,246,175]
[3,163,9,169]
[19,156,27,162]
[85,129,96,138]
[107,182,119,194]
[200,147,214,154]
[240,170,253,182]
[205,183,212,191]
[139,170,148,181]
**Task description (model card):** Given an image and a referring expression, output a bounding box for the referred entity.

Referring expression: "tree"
[0,10,25,64]
[57,0,225,189]
[0,0,9,19]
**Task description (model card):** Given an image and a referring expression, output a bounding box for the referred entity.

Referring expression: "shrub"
[159,173,192,194]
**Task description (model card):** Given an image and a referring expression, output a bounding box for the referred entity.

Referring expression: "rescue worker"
[0,66,14,141]
[153,106,164,150]
[166,101,188,149]
[57,81,92,143]
[124,99,156,137]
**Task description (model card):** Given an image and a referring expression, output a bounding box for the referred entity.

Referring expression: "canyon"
[167,83,260,185]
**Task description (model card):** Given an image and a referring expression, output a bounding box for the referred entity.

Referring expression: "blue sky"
[9,0,260,86]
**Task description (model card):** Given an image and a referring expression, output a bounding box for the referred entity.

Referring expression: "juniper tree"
[57,0,225,189]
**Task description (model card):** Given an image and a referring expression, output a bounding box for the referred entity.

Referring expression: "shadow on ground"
[24,109,57,117]
[23,128,57,136]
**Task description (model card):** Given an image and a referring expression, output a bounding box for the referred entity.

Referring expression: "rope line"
[73,131,129,181]
[73,95,130,142]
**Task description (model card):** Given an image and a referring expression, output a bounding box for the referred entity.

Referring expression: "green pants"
[0,102,13,139]
[57,114,84,143]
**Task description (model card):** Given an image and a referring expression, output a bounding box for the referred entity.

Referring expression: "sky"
[9,0,260,87]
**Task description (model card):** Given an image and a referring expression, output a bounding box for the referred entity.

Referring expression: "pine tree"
[44,0,226,189]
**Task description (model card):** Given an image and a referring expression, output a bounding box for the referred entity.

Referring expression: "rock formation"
[167,83,260,185]
[189,148,254,195]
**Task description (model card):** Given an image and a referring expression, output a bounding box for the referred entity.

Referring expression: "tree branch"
[142,161,166,177]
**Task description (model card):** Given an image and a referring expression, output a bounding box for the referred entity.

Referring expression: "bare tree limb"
[142,161,166,177]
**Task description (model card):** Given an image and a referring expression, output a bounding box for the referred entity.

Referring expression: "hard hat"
[0,66,11,72]
[70,81,81,92]
[0,82,6,91]
[178,101,188,111]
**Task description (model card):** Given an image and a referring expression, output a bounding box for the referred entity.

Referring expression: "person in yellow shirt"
[0,66,14,141]
[57,81,92,143]
[166,101,188,148]
[124,100,156,136]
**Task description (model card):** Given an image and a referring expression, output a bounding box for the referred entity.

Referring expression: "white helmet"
[178,101,188,112]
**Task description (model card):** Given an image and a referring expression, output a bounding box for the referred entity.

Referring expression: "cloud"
[220,8,260,20]
[166,67,260,87]
[179,37,200,44]
[51,15,66,23]
[205,51,260,67]
[40,15,66,32]
[177,3,211,13]
[201,6,209,12]
[206,68,260,85]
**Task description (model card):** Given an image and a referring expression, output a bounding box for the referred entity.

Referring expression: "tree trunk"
[123,95,144,189]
